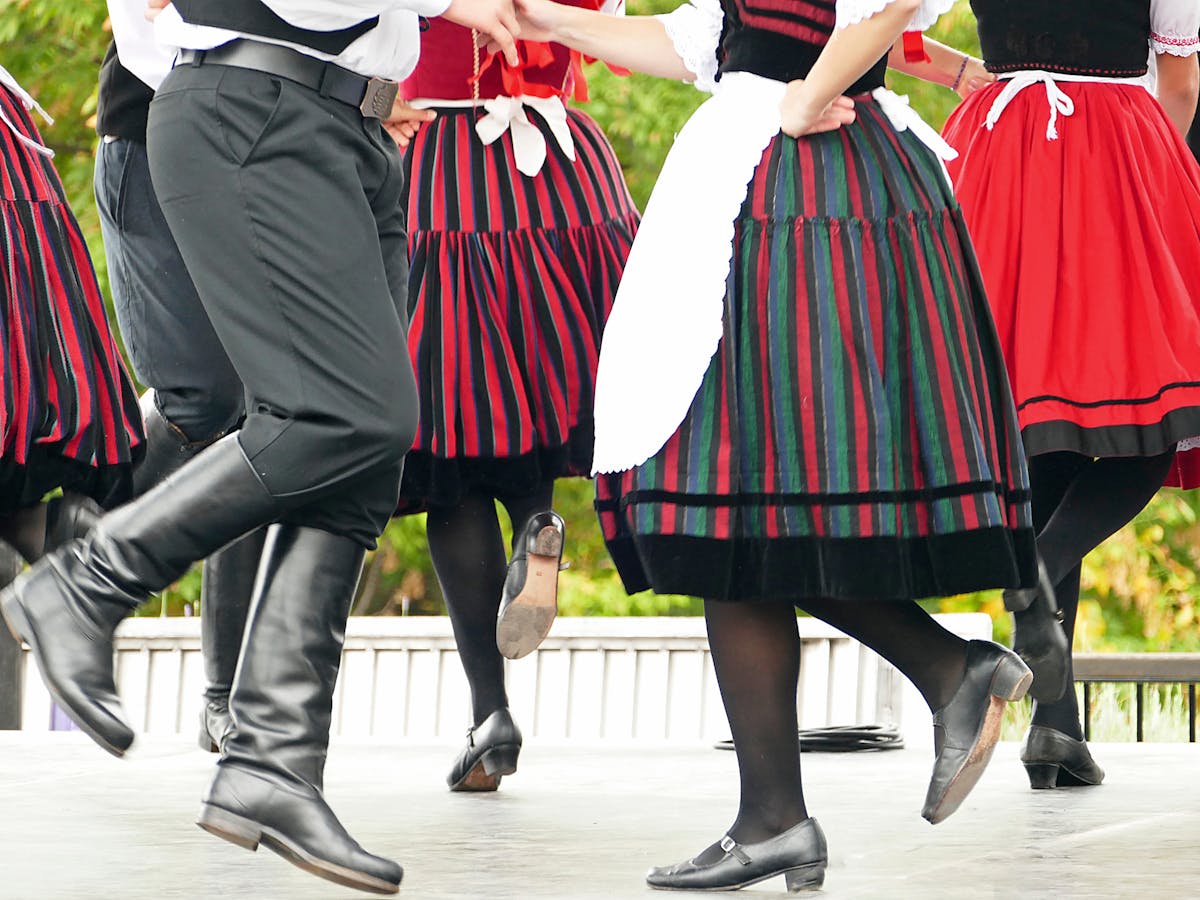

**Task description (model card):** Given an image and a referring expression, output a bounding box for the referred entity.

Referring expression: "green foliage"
[2,1,1198,651]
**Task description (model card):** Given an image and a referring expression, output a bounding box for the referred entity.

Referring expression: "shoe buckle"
[359,76,398,118]
[719,836,752,865]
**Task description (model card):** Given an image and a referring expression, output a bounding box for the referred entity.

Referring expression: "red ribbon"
[902,30,930,64]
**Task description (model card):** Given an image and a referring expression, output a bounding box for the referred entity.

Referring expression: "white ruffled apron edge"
[590,74,956,475]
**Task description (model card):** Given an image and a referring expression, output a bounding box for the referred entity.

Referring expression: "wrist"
[950,55,970,91]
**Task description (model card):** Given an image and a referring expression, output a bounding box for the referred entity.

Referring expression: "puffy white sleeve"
[1150,0,1200,57]
[655,0,724,93]
[835,0,955,33]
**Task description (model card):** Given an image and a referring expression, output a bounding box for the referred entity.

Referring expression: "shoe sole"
[449,743,521,792]
[925,656,1033,825]
[1,591,130,759]
[647,861,826,892]
[496,527,562,661]
[197,803,401,895]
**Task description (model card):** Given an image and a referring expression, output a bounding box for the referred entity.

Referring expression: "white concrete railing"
[18,614,993,746]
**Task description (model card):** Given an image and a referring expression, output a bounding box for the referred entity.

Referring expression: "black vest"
[96,43,155,143]
[972,0,1152,77]
[173,0,379,55]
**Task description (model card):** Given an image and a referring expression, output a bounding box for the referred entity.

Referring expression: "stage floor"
[0,733,1195,899]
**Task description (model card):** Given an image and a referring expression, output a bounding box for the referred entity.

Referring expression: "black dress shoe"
[923,640,1033,824]
[496,511,564,660]
[1020,725,1104,789]
[646,818,827,893]
[447,707,522,792]
[1,555,134,756]
[199,764,402,895]
[199,695,234,754]
[1003,559,1069,703]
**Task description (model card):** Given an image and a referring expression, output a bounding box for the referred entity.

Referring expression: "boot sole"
[449,743,521,792]
[496,527,562,660]
[1,591,129,758]
[197,803,401,895]
[925,655,1033,824]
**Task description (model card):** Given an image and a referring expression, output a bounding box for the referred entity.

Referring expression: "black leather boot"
[496,510,564,660]
[135,392,264,754]
[199,528,265,753]
[0,437,279,756]
[198,525,403,895]
[1003,559,1069,704]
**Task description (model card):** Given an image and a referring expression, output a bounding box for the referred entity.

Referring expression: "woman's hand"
[145,0,169,22]
[955,57,995,99]
[384,101,437,149]
[779,81,857,138]
[511,0,564,44]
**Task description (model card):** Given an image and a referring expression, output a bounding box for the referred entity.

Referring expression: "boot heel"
[198,803,262,852]
[480,744,520,778]
[784,863,826,892]
[990,654,1033,702]
[198,730,219,754]
[1024,763,1061,790]
[531,526,562,558]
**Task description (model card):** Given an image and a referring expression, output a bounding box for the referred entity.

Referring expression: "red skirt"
[943,80,1200,486]
[396,105,638,512]
[0,86,143,511]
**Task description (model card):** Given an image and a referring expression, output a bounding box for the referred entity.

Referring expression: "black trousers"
[95,137,244,441]
[147,64,417,547]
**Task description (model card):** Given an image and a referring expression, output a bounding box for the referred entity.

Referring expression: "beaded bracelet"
[951,55,970,92]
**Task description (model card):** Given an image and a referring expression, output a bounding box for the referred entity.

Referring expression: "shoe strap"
[719,835,752,865]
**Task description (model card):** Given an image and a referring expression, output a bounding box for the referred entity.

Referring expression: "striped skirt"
[596,99,1037,603]
[396,105,638,513]
[0,86,142,513]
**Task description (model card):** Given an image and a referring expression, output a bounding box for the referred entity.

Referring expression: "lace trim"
[656,0,723,93]
[835,0,955,32]
[1151,32,1200,57]
[1180,437,1200,453]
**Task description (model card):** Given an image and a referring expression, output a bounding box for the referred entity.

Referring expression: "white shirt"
[154,0,453,82]
[107,0,174,90]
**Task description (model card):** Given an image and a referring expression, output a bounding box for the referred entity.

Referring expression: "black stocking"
[426,480,554,726]
[1030,565,1084,739]
[796,597,968,712]
[0,503,47,563]
[700,599,807,859]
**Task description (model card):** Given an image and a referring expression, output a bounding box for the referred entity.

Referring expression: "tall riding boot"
[199,528,265,752]
[198,525,403,895]
[0,436,280,756]
[136,391,265,754]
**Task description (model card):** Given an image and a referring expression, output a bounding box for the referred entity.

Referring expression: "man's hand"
[384,100,437,149]
[442,0,522,66]
[145,0,170,22]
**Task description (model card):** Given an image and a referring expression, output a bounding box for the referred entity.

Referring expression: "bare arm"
[1156,52,1200,136]
[887,36,994,99]
[513,0,694,82]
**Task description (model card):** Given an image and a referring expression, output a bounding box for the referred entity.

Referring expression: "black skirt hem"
[603,529,1038,603]
[1022,406,1200,459]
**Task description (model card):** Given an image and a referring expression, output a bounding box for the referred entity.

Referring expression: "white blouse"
[1151,0,1200,57]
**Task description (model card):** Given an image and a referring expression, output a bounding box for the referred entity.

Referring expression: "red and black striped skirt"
[596,99,1037,603]
[0,86,142,512]
[395,105,638,512]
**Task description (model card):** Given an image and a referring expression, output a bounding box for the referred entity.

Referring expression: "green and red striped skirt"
[596,99,1036,603]
[396,105,638,512]
[0,85,142,513]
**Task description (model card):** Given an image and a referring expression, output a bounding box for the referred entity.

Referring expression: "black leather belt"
[177,40,398,119]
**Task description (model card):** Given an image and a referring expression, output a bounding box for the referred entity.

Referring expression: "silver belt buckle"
[360,76,399,118]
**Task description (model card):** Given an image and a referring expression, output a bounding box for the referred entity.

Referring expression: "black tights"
[702,595,969,852]
[1026,450,1174,739]
[426,481,554,726]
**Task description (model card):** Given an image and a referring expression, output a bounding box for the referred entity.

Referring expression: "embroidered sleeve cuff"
[655,0,723,93]
[1151,32,1200,57]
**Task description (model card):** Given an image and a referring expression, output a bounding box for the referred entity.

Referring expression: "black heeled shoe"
[496,511,564,660]
[447,707,522,792]
[646,818,828,893]
[199,695,234,753]
[1020,725,1104,789]
[922,640,1033,824]
[1003,559,1069,703]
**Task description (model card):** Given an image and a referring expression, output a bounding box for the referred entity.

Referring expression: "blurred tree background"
[2,0,1198,652]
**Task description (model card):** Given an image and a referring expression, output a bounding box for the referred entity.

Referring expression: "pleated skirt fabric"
[943,81,1200,478]
[396,105,638,513]
[0,85,142,512]
[596,99,1037,603]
